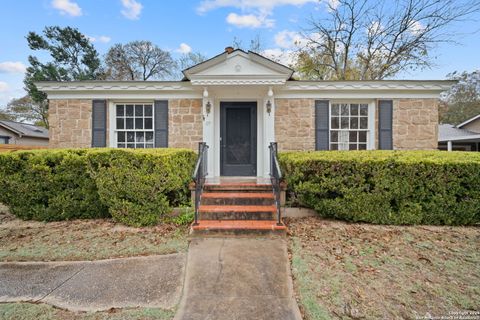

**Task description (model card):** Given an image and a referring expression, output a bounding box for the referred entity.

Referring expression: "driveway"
[174,237,302,320]
[0,254,185,312]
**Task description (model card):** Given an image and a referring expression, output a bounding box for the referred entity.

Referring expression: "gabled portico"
[183,47,294,177]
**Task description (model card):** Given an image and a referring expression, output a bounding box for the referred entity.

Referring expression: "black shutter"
[315,100,330,150]
[154,100,168,148]
[378,100,393,150]
[92,100,107,147]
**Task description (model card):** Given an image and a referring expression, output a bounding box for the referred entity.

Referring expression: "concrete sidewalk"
[0,254,185,312]
[174,237,302,320]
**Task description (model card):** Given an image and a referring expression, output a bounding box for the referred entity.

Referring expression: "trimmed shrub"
[0,149,107,221]
[87,149,196,227]
[280,151,480,225]
[0,148,196,226]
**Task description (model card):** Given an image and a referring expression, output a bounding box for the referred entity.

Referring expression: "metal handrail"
[192,142,208,226]
[269,142,283,226]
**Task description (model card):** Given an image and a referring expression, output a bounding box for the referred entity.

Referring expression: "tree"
[104,41,176,80]
[177,52,208,70]
[1,96,49,128]
[297,0,480,80]
[24,26,103,104]
[0,109,15,121]
[231,34,265,53]
[439,70,480,124]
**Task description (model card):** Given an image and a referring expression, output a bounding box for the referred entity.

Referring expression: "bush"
[0,148,196,226]
[0,149,107,221]
[88,149,195,227]
[280,151,480,226]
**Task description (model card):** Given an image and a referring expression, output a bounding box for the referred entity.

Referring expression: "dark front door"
[220,102,257,176]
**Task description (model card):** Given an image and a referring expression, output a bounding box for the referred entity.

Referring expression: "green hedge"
[280,151,480,225]
[0,148,196,226]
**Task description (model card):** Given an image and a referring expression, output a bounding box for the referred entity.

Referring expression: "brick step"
[198,205,277,220]
[204,183,272,192]
[201,192,275,206]
[191,220,286,236]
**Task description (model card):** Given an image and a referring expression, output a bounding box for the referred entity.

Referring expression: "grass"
[0,205,190,262]
[0,303,175,320]
[287,217,480,320]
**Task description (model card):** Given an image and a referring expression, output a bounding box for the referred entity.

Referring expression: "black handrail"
[269,142,283,226]
[192,142,208,226]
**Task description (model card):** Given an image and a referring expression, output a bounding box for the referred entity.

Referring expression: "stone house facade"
[38,48,452,177]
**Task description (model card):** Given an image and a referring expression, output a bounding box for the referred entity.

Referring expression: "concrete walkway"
[174,237,302,320]
[0,254,185,312]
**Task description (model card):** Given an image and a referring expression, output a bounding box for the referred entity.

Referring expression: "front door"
[220,102,257,176]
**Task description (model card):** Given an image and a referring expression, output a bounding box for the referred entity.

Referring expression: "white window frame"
[329,100,376,150]
[109,101,155,148]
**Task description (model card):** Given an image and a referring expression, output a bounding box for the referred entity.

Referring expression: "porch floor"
[205,176,271,186]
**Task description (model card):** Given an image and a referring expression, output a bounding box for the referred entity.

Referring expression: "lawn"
[287,217,480,320]
[0,303,174,320]
[0,204,190,262]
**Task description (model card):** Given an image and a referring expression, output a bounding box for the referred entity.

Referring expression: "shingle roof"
[0,120,49,139]
[438,124,480,142]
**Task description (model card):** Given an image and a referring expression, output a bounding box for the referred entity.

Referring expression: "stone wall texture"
[49,99,93,148]
[274,99,316,151]
[275,98,438,151]
[392,99,438,150]
[168,99,203,149]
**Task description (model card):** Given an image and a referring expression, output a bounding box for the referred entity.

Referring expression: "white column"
[263,87,275,177]
[447,140,452,152]
[202,88,215,177]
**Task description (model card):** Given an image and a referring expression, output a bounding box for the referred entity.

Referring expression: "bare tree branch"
[296,0,480,80]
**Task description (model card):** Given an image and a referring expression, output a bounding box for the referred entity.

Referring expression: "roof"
[457,114,480,128]
[438,124,480,142]
[182,48,294,79]
[0,120,49,139]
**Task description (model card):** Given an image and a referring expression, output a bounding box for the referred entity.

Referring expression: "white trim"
[183,50,293,81]
[457,114,480,128]
[283,80,454,91]
[190,79,286,86]
[108,101,115,147]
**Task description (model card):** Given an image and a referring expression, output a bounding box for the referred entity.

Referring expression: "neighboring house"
[438,114,480,151]
[0,120,49,146]
[36,47,453,178]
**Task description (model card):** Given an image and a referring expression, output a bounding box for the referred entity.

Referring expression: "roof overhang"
[35,79,455,100]
[439,134,480,142]
[457,114,480,128]
[0,122,23,137]
[276,80,456,99]
[182,49,294,86]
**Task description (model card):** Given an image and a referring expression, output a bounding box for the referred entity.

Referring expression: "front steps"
[191,180,286,235]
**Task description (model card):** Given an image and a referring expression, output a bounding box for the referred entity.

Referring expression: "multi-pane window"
[330,103,369,150]
[115,104,154,148]
[0,136,9,144]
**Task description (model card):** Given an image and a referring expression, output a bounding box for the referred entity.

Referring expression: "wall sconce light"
[266,100,272,114]
[206,101,212,114]
[266,86,273,115]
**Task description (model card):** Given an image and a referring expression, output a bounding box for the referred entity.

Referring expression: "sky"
[0,0,479,107]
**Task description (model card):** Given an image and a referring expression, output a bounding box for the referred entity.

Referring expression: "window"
[0,136,10,144]
[115,104,154,148]
[330,103,369,150]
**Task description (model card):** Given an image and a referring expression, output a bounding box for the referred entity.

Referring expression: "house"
[0,120,49,146]
[36,47,453,178]
[438,114,480,151]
